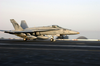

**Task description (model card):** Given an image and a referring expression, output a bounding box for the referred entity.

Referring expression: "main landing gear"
[23,38,28,41]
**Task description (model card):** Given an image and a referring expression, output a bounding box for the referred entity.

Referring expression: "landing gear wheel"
[50,38,56,42]
[23,38,27,41]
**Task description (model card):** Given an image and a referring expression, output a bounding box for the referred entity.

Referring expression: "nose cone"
[77,32,80,34]
[68,31,80,35]
[63,29,80,35]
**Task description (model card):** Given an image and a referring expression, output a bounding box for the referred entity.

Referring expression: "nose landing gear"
[50,38,56,42]
[50,36,56,42]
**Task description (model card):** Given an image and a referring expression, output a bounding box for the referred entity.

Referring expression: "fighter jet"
[0,19,79,42]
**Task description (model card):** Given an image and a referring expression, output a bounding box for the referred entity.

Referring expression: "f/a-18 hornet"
[0,19,79,42]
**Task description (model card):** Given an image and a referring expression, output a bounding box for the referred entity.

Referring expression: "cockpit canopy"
[51,25,71,30]
[51,25,62,28]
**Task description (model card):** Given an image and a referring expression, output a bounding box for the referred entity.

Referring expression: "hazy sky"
[0,0,100,39]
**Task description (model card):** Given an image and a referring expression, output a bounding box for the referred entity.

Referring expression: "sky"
[0,0,100,39]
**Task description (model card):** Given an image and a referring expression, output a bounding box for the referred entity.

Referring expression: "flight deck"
[0,39,100,66]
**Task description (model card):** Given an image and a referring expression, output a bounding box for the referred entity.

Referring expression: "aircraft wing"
[0,30,12,33]
[0,30,14,34]
[0,30,5,32]
[0,29,60,34]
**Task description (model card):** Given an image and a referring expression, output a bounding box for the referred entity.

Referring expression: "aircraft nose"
[77,32,80,34]
[63,29,80,35]
[68,30,80,35]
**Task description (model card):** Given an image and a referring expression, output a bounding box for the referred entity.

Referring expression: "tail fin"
[20,20,28,29]
[10,19,23,31]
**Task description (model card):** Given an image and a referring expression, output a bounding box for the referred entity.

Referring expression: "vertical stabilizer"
[10,19,23,31]
[21,20,29,29]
